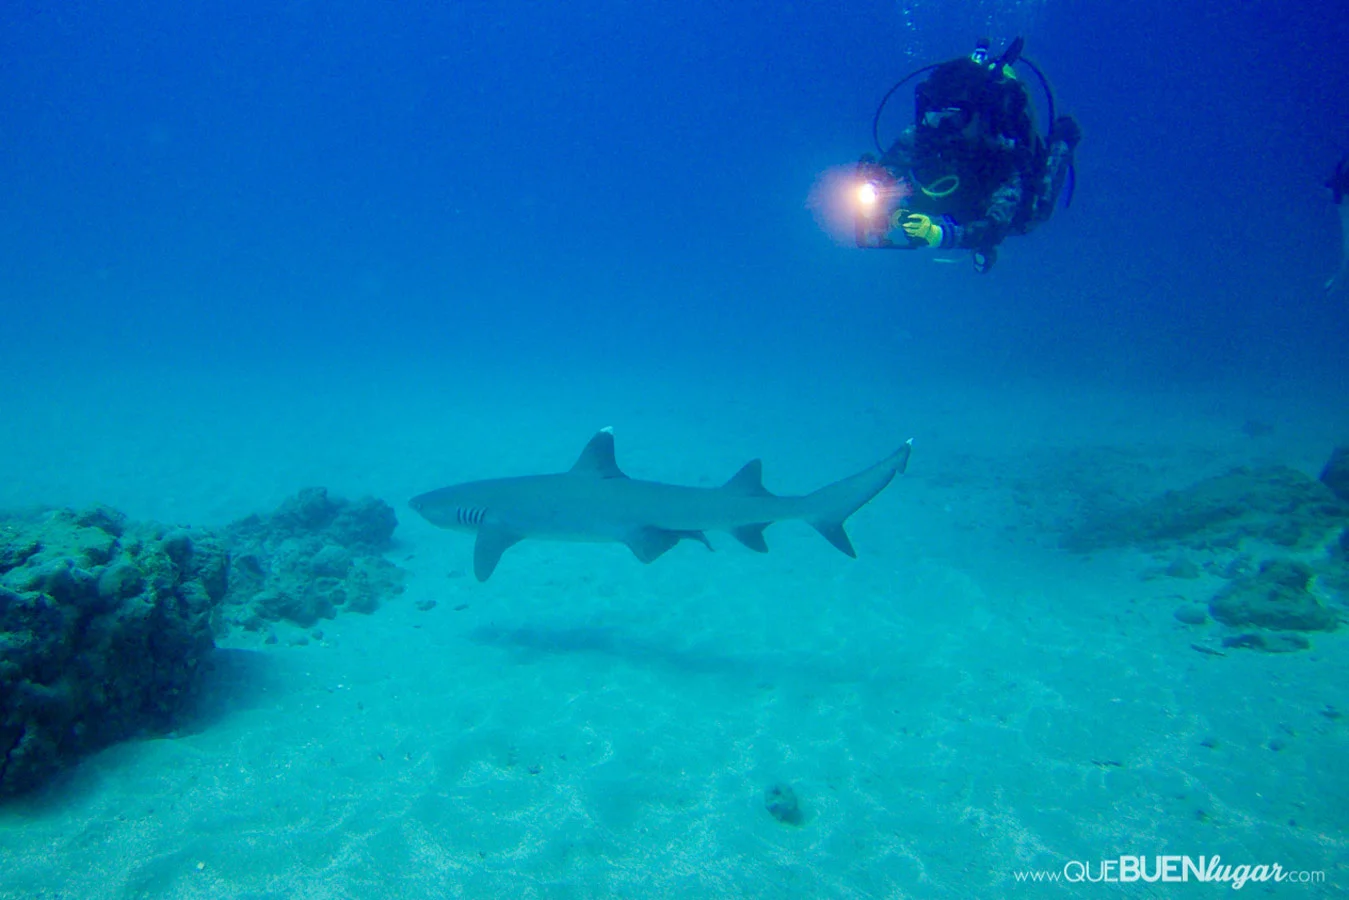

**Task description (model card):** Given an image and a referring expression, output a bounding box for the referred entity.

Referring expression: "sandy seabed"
[1,361,1346,898]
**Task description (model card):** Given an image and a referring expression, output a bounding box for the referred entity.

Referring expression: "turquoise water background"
[1,0,1347,896]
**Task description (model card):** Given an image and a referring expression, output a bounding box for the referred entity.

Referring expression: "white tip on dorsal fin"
[569,428,627,479]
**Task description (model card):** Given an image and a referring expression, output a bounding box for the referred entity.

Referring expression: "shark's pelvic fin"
[731,523,770,553]
[626,526,713,563]
[570,428,628,479]
[474,521,523,581]
[722,459,773,497]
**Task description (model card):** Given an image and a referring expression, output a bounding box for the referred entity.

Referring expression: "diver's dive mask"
[920,105,974,133]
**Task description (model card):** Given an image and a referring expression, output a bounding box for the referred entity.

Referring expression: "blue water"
[1,0,1347,896]
[5,0,1346,387]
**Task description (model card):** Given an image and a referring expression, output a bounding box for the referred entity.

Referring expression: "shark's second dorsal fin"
[569,427,627,479]
[722,459,772,496]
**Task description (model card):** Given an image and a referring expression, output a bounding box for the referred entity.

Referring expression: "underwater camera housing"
[852,157,915,249]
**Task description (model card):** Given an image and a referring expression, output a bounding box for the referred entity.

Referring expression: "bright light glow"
[806,166,912,246]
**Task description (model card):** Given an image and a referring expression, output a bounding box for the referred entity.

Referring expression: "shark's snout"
[408,493,440,523]
[408,489,476,531]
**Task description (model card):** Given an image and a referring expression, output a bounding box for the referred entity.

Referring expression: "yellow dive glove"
[899,212,944,247]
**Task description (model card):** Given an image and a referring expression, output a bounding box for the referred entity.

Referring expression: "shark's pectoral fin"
[625,527,713,564]
[474,523,524,581]
[811,520,857,558]
[731,523,770,553]
[626,528,680,563]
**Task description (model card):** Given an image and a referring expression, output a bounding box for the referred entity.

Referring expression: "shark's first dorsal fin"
[722,459,771,497]
[569,427,627,479]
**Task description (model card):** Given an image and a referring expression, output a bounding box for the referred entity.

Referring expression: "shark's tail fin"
[803,440,912,557]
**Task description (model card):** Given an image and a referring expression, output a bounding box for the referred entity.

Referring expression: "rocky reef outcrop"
[1,488,406,797]
[217,488,403,633]
[1209,559,1340,632]
[0,507,227,797]
[1063,454,1349,653]
[1064,465,1348,554]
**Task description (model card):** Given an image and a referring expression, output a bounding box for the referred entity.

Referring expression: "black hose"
[1019,57,1056,138]
[871,63,938,156]
[996,36,1025,68]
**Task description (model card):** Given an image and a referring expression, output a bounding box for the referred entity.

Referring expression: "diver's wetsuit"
[880,120,1075,261]
[880,127,1027,252]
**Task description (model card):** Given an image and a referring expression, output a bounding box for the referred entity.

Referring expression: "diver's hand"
[900,213,943,247]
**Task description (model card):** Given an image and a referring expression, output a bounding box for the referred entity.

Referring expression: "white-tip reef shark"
[410,428,912,581]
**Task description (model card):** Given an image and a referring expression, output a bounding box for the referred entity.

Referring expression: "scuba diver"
[853,37,1081,273]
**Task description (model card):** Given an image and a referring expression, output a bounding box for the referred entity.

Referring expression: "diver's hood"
[915,57,1032,148]
[915,59,992,120]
